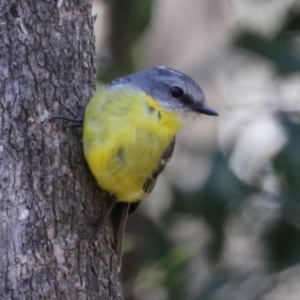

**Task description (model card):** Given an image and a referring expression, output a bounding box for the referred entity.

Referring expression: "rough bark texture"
[0,1,122,299]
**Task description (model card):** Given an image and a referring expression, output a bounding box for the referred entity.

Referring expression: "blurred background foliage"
[93,0,300,299]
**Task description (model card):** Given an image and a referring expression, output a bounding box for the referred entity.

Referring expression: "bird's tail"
[110,202,130,271]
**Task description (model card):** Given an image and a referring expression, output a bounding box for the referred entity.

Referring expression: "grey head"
[109,66,218,116]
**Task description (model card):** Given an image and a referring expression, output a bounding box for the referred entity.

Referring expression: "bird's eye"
[170,86,183,98]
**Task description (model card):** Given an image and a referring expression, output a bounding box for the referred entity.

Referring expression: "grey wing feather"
[129,137,176,216]
[143,137,176,195]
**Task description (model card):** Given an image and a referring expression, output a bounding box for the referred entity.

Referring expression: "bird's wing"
[128,137,176,215]
[111,137,176,270]
[143,137,176,196]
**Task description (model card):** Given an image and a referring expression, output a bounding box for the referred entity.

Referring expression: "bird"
[82,66,218,269]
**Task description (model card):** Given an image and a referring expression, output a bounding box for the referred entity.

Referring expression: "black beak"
[193,104,218,116]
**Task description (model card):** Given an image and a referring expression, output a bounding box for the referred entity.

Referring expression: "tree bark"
[0,1,122,299]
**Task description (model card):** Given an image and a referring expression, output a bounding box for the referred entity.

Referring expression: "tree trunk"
[0,1,122,299]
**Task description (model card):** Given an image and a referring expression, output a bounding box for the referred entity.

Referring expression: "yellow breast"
[83,86,182,202]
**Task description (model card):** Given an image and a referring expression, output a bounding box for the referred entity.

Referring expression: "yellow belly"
[83,87,182,202]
